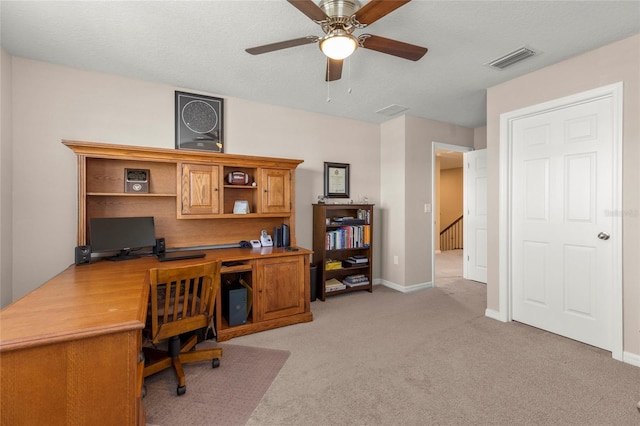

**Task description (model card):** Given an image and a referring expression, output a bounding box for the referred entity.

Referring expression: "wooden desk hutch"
[0,141,313,425]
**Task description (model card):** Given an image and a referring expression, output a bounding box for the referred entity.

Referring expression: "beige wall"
[379,116,407,288]
[474,126,487,149]
[3,56,381,303]
[486,34,640,360]
[439,168,464,232]
[380,115,473,290]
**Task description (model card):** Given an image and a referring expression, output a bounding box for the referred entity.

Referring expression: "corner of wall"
[0,48,14,308]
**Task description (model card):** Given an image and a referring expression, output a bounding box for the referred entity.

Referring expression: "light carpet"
[144,342,290,426]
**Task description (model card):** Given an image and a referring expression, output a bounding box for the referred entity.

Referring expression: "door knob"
[597,232,610,240]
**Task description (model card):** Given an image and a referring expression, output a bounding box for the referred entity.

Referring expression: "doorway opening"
[431,142,470,287]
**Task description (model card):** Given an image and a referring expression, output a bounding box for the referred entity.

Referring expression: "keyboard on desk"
[157,252,206,262]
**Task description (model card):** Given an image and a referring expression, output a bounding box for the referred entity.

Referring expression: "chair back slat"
[146,261,221,344]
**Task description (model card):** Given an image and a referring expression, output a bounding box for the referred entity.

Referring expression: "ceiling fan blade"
[246,36,319,55]
[287,0,328,22]
[325,58,343,82]
[360,34,428,61]
[354,0,411,26]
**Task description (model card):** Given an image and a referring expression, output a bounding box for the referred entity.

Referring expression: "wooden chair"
[143,261,222,396]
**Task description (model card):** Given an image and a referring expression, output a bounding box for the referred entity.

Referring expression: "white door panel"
[463,149,487,283]
[511,96,613,350]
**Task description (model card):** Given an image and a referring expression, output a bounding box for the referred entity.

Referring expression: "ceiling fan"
[245,0,428,82]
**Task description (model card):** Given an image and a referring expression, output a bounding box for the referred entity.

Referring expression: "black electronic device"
[153,237,166,254]
[89,216,156,261]
[157,251,205,262]
[273,226,282,247]
[75,245,91,265]
[281,223,290,247]
[223,287,247,326]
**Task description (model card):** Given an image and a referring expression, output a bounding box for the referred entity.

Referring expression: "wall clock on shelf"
[175,91,224,152]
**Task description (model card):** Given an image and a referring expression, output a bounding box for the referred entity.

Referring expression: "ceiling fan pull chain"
[348,58,352,94]
[326,80,331,103]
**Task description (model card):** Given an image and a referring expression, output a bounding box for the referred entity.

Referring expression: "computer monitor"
[89,216,156,261]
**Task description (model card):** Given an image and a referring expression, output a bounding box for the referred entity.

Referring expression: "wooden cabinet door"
[260,168,290,213]
[255,256,304,321]
[179,163,220,216]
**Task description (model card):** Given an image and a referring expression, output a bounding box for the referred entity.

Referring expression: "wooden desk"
[0,247,312,425]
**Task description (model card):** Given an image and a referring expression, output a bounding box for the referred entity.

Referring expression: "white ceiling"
[2,1,639,128]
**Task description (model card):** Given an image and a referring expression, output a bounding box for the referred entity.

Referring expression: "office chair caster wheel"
[212,358,220,368]
[177,385,186,396]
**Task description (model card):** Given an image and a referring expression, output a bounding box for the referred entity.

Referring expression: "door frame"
[497,82,623,360]
[431,142,472,286]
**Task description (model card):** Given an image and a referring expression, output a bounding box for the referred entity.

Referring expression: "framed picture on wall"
[175,91,224,152]
[324,162,350,198]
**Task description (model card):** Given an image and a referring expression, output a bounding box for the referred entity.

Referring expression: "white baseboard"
[485,308,507,322]
[622,350,640,367]
[378,279,433,293]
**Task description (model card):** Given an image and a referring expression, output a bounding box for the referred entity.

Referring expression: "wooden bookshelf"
[312,204,373,300]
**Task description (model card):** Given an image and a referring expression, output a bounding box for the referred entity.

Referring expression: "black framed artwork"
[175,91,223,152]
[324,162,350,198]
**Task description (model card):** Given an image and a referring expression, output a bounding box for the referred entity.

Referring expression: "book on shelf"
[326,284,347,292]
[342,274,369,286]
[325,259,343,270]
[325,224,371,250]
[325,278,346,292]
[344,280,370,288]
[343,273,367,281]
[343,259,368,268]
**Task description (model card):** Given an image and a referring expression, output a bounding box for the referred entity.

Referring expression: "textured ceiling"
[2,1,639,128]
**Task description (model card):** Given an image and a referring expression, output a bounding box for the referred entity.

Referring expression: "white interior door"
[510,95,616,351]
[463,149,487,283]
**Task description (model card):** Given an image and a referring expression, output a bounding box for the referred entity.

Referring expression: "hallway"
[435,249,463,283]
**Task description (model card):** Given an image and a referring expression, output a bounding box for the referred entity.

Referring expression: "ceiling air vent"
[487,46,537,70]
[376,104,409,117]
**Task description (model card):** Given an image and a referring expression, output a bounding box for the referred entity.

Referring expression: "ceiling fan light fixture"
[319,31,358,60]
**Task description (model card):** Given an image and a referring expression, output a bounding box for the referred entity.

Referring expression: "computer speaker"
[75,245,91,266]
[153,238,166,255]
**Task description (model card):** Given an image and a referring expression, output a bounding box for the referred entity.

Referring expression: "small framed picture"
[175,91,223,152]
[324,162,350,198]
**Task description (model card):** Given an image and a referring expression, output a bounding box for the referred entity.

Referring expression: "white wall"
[4,56,380,302]
[486,34,640,359]
[0,49,13,307]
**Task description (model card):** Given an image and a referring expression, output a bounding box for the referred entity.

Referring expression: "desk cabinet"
[255,255,305,321]
[260,168,291,213]
[0,260,149,425]
[1,331,144,425]
[179,163,221,217]
[216,251,311,341]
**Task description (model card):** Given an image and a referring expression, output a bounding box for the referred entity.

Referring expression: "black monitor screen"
[89,216,156,260]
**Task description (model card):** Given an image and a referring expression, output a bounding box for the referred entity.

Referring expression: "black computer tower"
[223,286,247,326]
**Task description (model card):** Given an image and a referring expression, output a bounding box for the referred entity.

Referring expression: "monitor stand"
[106,250,141,262]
